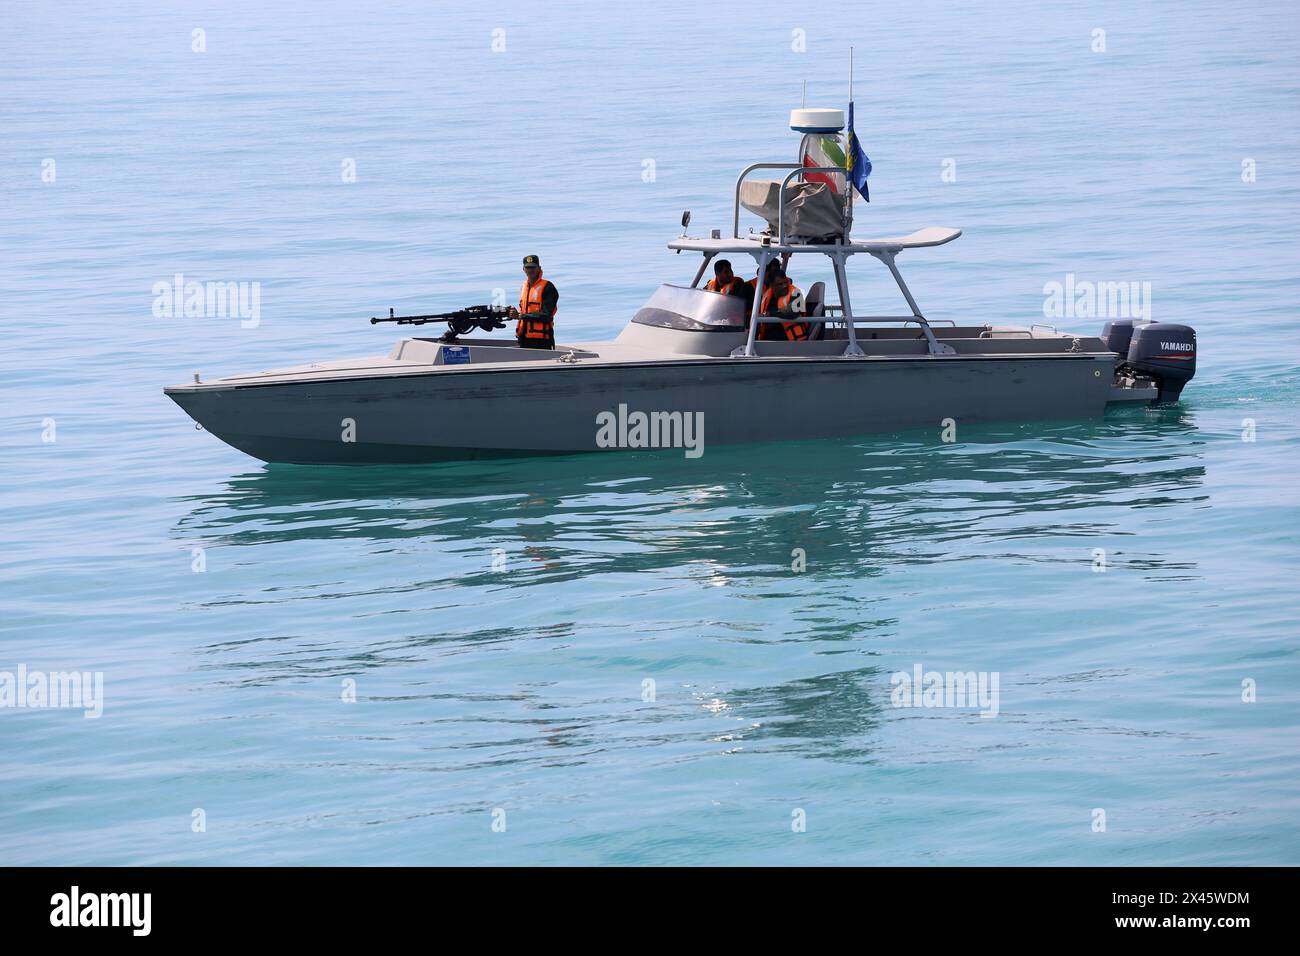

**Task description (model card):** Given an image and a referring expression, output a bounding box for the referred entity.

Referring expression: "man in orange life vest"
[756,263,810,341]
[507,254,559,349]
[704,259,754,317]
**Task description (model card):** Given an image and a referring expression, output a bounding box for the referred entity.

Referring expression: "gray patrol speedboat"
[165,107,1197,465]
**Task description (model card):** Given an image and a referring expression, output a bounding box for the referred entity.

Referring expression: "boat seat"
[804,281,826,340]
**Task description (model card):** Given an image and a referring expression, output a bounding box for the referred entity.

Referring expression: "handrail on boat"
[748,314,957,328]
[733,163,799,239]
[747,315,956,326]
[732,162,850,244]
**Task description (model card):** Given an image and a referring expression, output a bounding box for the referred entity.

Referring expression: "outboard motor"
[1101,319,1137,358]
[1126,323,1197,403]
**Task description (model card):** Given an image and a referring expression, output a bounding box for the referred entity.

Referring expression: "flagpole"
[846,47,854,235]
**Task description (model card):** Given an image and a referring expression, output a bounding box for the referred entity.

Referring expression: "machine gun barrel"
[369,304,509,327]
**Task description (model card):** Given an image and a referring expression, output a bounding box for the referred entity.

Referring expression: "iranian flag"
[801,134,847,193]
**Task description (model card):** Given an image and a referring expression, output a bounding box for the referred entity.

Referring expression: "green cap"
[522,254,540,267]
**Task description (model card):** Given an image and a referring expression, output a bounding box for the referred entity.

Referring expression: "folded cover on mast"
[739,179,846,241]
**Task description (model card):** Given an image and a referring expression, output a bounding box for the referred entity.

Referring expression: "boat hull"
[166,354,1118,464]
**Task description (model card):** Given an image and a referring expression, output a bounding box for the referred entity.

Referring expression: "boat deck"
[167,324,1114,392]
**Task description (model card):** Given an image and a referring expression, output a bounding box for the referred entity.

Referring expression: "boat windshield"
[633,284,745,332]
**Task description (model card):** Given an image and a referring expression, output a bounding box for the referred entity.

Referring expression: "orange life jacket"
[758,284,810,341]
[517,273,555,340]
[706,277,743,296]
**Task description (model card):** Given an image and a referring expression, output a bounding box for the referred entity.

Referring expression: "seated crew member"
[705,259,754,317]
[746,258,781,297]
[507,254,558,349]
[745,259,780,334]
[756,265,810,341]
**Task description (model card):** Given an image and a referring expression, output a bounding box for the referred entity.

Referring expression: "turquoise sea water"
[2,1,1298,865]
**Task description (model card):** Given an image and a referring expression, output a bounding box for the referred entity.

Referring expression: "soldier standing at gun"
[508,254,559,350]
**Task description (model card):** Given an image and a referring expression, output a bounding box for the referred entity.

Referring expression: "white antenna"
[849,46,854,102]
[802,80,807,107]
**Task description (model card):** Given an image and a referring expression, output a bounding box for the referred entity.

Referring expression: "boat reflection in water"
[170,411,1206,772]
[176,410,1206,576]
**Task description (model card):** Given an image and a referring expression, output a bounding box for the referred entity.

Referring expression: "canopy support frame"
[873,250,955,356]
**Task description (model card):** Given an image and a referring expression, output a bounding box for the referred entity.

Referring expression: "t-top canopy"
[668,227,962,257]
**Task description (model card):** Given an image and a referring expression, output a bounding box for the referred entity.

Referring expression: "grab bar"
[733,163,800,238]
[732,162,850,243]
